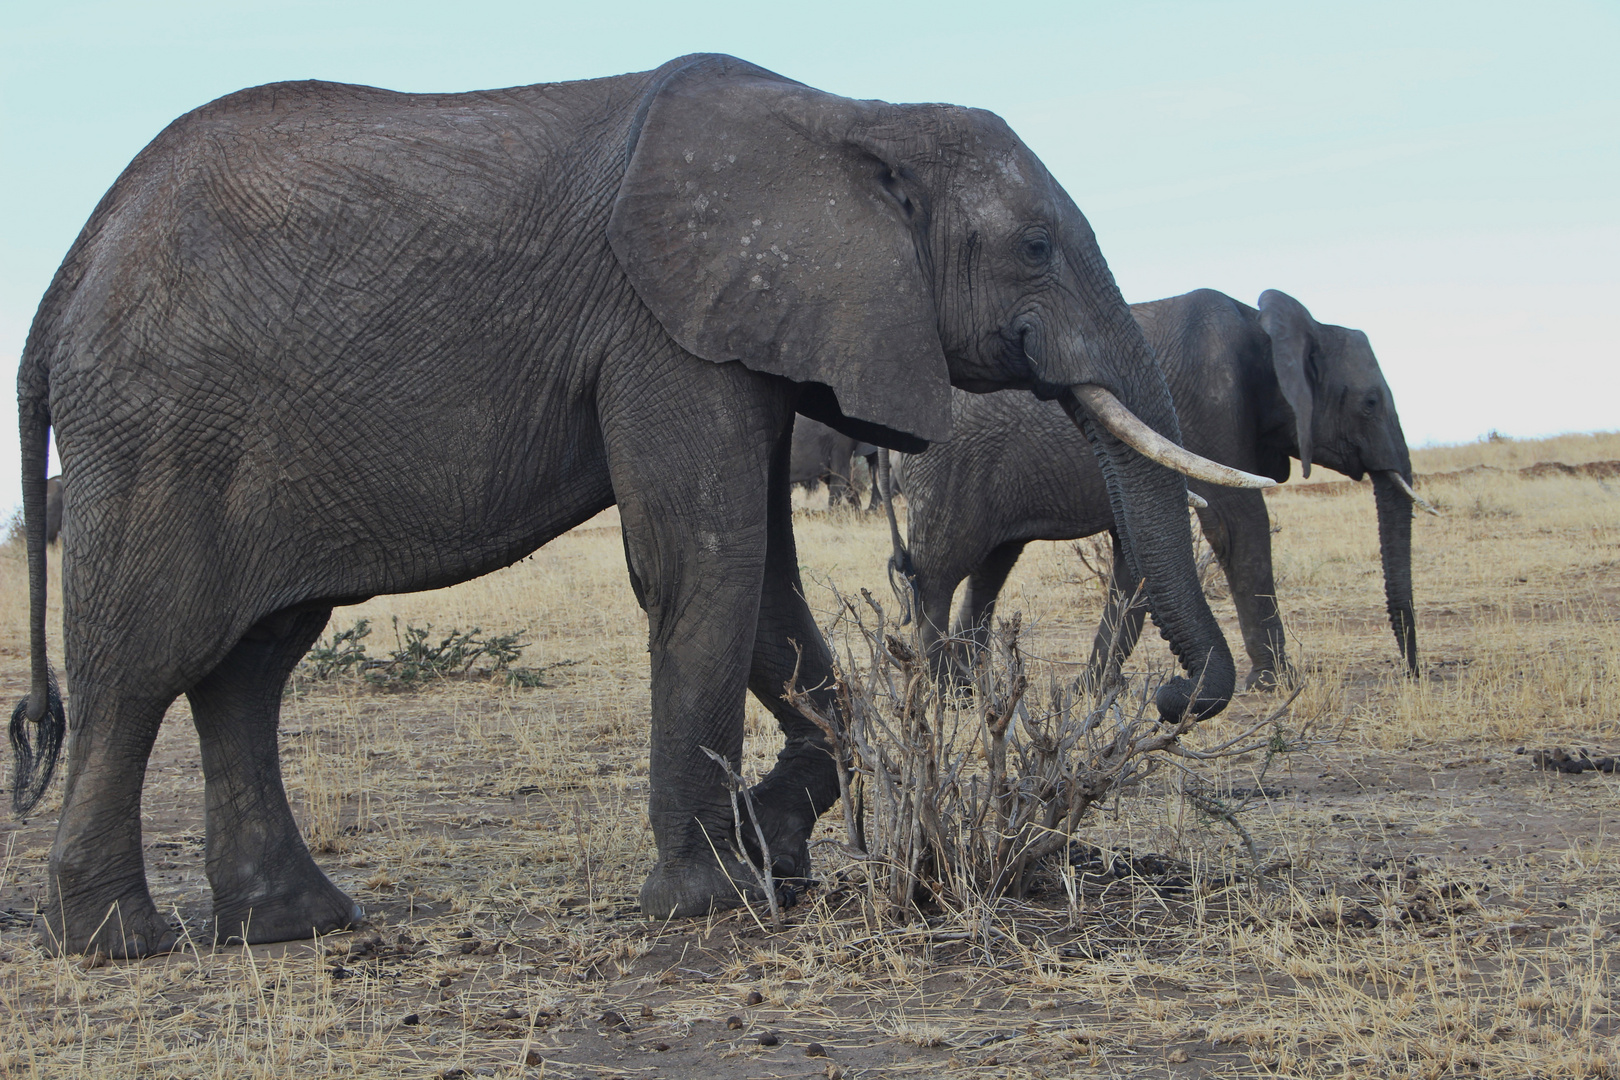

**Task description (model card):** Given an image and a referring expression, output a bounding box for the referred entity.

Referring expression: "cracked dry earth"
[2,434,1619,1078]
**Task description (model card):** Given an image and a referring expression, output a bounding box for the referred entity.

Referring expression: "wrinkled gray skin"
[901,288,1417,688]
[44,475,62,545]
[788,417,882,511]
[14,54,1234,958]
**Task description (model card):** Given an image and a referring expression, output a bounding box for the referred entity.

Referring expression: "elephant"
[789,417,883,511]
[896,288,1420,689]
[44,475,62,545]
[10,54,1270,957]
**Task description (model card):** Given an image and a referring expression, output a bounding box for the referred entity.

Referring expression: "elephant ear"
[609,54,951,446]
[1258,289,1319,478]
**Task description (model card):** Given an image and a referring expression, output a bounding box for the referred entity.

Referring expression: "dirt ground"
[1,431,1617,1079]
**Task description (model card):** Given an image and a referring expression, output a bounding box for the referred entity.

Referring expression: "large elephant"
[789,417,881,511]
[12,55,1267,957]
[898,288,1419,688]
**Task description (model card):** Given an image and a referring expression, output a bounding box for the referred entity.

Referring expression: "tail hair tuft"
[10,667,64,816]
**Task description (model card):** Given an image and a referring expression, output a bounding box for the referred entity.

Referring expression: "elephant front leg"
[1086,531,1148,689]
[43,687,176,957]
[1198,490,1290,689]
[915,569,962,686]
[605,362,791,920]
[951,541,1028,670]
[186,607,363,944]
[624,507,778,918]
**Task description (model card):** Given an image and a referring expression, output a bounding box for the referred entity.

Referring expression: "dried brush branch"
[698,746,782,928]
[1069,536,1114,596]
[790,587,1295,928]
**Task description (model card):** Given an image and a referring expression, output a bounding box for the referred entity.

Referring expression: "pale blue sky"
[3,0,1616,509]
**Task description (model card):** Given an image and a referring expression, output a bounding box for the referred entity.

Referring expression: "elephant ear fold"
[608,54,952,446]
[1258,289,1318,478]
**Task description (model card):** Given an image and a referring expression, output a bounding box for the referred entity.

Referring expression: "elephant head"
[611,56,1266,719]
[1258,289,1419,675]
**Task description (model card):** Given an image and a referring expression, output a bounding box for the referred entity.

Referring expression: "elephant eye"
[1017,230,1053,268]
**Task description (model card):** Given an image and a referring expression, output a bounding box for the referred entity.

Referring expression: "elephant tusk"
[1068,385,1277,490]
[1188,490,1208,509]
[1385,471,1441,516]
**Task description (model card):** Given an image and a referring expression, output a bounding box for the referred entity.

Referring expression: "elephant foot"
[930,642,982,693]
[738,804,815,882]
[42,890,178,959]
[639,853,768,920]
[211,866,362,945]
[945,660,979,697]
[739,741,838,883]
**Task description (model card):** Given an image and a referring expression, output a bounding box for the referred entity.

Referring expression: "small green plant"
[381,617,526,684]
[303,618,374,680]
[502,665,561,689]
[296,616,555,688]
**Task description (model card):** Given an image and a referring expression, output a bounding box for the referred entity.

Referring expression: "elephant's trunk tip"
[1154,644,1233,724]
[1371,472,1420,680]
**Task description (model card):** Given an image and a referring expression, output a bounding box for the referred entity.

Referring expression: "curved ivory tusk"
[1069,385,1277,490]
[1188,490,1209,509]
[1385,471,1441,516]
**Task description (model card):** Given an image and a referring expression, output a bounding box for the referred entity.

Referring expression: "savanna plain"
[1,431,1618,1079]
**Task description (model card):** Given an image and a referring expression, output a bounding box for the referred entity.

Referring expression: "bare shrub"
[791,589,1285,926]
[0,507,21,549]
[1068,535,1114,599]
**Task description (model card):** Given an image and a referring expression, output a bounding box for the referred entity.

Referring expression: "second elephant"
[45,475,63,545]
[900,288,1421,688]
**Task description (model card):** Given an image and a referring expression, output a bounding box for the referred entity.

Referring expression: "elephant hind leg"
[44,686,178,957]
[742,421,843,881]
[186,605,361,945]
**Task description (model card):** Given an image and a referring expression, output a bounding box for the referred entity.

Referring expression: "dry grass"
[1410,429,1620,474]
[0,434,1617,1078]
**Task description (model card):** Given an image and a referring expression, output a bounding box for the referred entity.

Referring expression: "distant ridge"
[1270,460,1620,497]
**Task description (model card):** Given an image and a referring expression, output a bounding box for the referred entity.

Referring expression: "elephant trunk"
[1371,472,1419,677]
[1061,389,1236,722]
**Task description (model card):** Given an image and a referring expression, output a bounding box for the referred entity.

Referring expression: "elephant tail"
[11,345,65,816]
[878,450,919,626]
